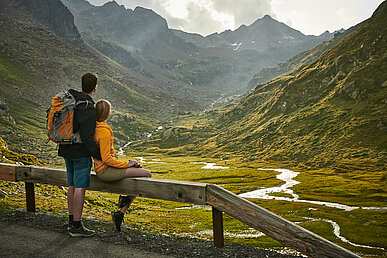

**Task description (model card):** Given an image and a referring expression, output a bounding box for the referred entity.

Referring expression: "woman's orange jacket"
[93,121,128,173]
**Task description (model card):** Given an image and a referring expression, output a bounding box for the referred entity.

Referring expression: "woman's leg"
[112,167,152,231]
[124,167,152,178]
[120,167,152,212]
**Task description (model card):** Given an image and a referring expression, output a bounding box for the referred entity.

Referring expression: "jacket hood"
[68,89,95,103]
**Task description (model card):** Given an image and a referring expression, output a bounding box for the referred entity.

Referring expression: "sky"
[87,0,384,36]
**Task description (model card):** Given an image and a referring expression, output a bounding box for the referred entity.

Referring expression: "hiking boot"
[112,211,124,232]
[66,221,74,231]
[69,223,95,237]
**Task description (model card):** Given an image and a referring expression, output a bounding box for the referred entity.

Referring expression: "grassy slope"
[132,3,386,173]
[0,1,201,161]
[0,2,385,257]
[1,141,385,256]
[246,23,362,90]
[199,2,387,170]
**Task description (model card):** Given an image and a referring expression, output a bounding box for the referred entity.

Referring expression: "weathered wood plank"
[0,163,17,181]
[14,165,207,205]
[206,184,359,258]
[90,177,207,205]
[16,166,67,185]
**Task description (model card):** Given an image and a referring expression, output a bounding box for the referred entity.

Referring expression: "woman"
[93,99,151,231]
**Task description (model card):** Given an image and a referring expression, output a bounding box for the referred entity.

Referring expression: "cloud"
[167,1,235,36]
[110,0,273,36]
[211,0,273,27]
[271,0,383,35]
[88,0,383,36]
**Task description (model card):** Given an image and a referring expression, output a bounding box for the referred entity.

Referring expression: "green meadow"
[1,152,385,257]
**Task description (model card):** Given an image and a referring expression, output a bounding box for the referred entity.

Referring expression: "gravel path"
[0,210,303,258]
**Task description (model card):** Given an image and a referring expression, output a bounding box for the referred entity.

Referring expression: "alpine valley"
[0,0,337,161]
[0,0,386,257]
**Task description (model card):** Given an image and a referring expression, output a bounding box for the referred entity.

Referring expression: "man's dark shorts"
[64,157,92,188]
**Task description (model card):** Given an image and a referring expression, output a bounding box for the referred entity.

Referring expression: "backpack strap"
[75,100,93,109]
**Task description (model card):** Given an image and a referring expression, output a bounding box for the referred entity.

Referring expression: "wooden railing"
[0,163,359,257]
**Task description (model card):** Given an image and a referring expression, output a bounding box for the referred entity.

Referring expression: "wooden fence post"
[25,182,35,212]
[212,206,224,248]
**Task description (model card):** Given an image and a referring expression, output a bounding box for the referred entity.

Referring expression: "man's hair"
[82,72,98,93]
[95,99,111,122]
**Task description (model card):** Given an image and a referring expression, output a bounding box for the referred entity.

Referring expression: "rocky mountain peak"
[262,14,273,20]
[11,0,80,41]
[103,0,118,6]
[133,6,168,28]
[102,0,124,10]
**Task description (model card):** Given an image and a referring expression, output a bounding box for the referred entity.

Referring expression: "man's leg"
[65,158,75,227]
[67,185,75,218]
[73,187,86,221]
[68,157,94,237]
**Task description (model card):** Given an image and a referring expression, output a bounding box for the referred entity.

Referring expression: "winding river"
[238,168,386,211]
[116,148,386,250]
[201,163,386,250]
[236,167,386,250]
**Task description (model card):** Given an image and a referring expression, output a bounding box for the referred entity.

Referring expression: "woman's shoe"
[111,211,124,232]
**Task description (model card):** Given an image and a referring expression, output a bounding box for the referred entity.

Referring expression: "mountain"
[246,24,362,89]
[0,0,199,162]
[60,0,336,104]
[198,1,387,169]
[173,15,333,55]
[135,1,387,172]
[60,0,200,58]
[9,0,81,41]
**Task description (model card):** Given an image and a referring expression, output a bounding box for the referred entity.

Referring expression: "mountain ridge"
[133,1,386,173]
[10,0,81,41]
[202,1,387,168]
[0,0,201,162]
[246,23,363,90]
[60,0,336,103]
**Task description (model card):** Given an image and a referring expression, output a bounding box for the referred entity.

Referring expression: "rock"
[377,121,387,131]
[0,189,6,198]
[13,0,81,41]
[0,102,10,116]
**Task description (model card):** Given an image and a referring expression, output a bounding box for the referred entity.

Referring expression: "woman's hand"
[128,160,142,168]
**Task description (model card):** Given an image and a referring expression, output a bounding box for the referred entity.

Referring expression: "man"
[58,72,101,237]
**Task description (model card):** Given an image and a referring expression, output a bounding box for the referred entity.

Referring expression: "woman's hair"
[95,99,111,122]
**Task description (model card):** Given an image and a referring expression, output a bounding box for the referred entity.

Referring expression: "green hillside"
[246,25,361,90]
[0,0,197,163]
[133,2,387,174]
[199,2,387,170]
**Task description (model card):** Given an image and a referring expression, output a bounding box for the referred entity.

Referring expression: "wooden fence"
[0,163,360,257]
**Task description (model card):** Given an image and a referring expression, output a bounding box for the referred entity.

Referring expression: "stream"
[117,143,385,250]
[236,167,386,250]
[203,164,386,250]
[299,217,385,250]
[238,168,387,211]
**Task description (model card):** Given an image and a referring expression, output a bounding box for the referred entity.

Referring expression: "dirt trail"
[0,210,302,257]
[1,222,169,257]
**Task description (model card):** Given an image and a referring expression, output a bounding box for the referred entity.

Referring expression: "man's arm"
[78,107,102,160]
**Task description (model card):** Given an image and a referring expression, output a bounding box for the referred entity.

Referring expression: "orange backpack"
[46,91,90,144]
